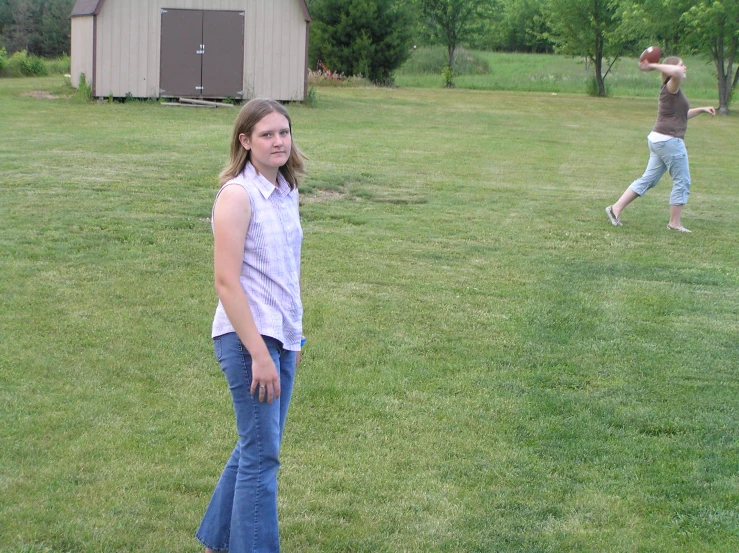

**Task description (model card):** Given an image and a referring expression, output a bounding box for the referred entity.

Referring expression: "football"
[640,46,662,64]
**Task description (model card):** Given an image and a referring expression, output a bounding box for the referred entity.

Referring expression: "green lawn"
[1,75,738,553]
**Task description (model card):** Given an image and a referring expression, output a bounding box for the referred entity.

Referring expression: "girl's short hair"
[662,56,682,85]
[219,98,306,189]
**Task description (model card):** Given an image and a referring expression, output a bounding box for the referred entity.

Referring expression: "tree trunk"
[595,34,606,97]
[447,44,455,72]
[715,55,732,115]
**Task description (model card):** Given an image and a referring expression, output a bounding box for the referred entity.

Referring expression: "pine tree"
[309,0,414,84]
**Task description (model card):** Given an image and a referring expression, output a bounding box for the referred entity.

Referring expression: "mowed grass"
[396,51,720,101]
[1,75,738,553]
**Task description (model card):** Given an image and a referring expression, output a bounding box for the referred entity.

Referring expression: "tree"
[544,0,629,97]
[6,0,36,53]
[308,0,413,84]
[40,0,74,57]
[417,0,488,83]
[682,0,739,115]
[489,0,553,53]
[620,0,693,55]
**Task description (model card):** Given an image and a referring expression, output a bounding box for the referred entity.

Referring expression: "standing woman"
[605,56,715,232]
[196,98,305,553]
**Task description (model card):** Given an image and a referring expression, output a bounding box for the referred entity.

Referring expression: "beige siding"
[70,16,94,90]
[90,0,306,100]
[245,0,306,100]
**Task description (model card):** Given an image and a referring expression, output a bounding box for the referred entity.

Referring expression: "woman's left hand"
[705,107,716,116]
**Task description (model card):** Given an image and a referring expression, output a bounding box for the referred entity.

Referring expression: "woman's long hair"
[219,98,306,189]
[662,56,682,86]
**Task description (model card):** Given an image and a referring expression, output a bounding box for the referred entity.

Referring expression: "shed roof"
[71,0,311,21]
[70,0,103,16]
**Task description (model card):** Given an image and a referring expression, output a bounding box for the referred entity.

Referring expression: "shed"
[70,0,311,101]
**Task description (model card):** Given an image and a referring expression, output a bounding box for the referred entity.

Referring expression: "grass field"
[1,74,738,552]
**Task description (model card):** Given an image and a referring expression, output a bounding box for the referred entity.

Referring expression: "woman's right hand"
[250,352,281,403]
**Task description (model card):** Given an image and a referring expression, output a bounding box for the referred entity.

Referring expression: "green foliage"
[76,71,91,101]
[309,0,414,84]
[2,48,47,76]
[619,0,693,55]
[0,0,74,57]
[40,0,74,57]
[544,0,630,97]
[43,53,69,74]
[681,0,739,114]
[0,46,7,72]
[416,0,487,70]
[470,0,554,53]
[441,62,456,87]
[303,84,319,106]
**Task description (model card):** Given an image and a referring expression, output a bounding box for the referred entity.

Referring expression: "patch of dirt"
[301,189,346,204]
[23,90,70,100]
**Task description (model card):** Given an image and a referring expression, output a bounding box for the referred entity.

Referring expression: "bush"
[398,46,490,76]
[309,0,414,84]
[4,50,49,77]
[0,48,7,73]
[77,73,92,101]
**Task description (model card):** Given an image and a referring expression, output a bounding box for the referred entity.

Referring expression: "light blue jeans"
[629,137,691,205]
[196,333,296,553]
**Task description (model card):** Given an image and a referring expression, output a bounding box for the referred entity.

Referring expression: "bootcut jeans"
[196,332,296,553]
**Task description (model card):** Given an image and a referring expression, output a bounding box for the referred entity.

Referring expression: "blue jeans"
[196,333,297,553]
[629,137,691,205]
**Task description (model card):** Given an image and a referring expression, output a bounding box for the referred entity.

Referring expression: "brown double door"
[160,9,244,98]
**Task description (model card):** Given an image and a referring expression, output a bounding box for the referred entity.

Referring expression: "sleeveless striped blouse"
[211,163,303,351]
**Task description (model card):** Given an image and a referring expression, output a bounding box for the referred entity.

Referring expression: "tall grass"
[1,76,738,552]
[398,46,490,75]
[396,50,720,101]
[0,52,70,78]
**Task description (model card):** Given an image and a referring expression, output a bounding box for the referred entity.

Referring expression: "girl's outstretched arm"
[688,106,716,118]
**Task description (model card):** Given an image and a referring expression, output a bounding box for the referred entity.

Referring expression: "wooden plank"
[178,97,235,107]
[161,102,215,107]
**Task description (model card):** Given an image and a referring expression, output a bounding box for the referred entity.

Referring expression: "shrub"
[5,50,49,77]
[77,73,92,101]
[0,48,7,73]
[303,85,318,107]
[309,0,414,84]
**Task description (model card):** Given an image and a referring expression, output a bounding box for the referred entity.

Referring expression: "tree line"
[0,0,74,58]
[1,0,737,113]
[308,0,738,114]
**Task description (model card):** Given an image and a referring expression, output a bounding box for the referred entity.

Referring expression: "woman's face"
[239,111,292,181]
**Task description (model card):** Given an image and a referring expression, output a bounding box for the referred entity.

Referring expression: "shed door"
[160,9,203,97]
[202,11,244,98]
[160,9,244,98]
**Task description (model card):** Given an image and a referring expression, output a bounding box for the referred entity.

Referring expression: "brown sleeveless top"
[652,83,690,139]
